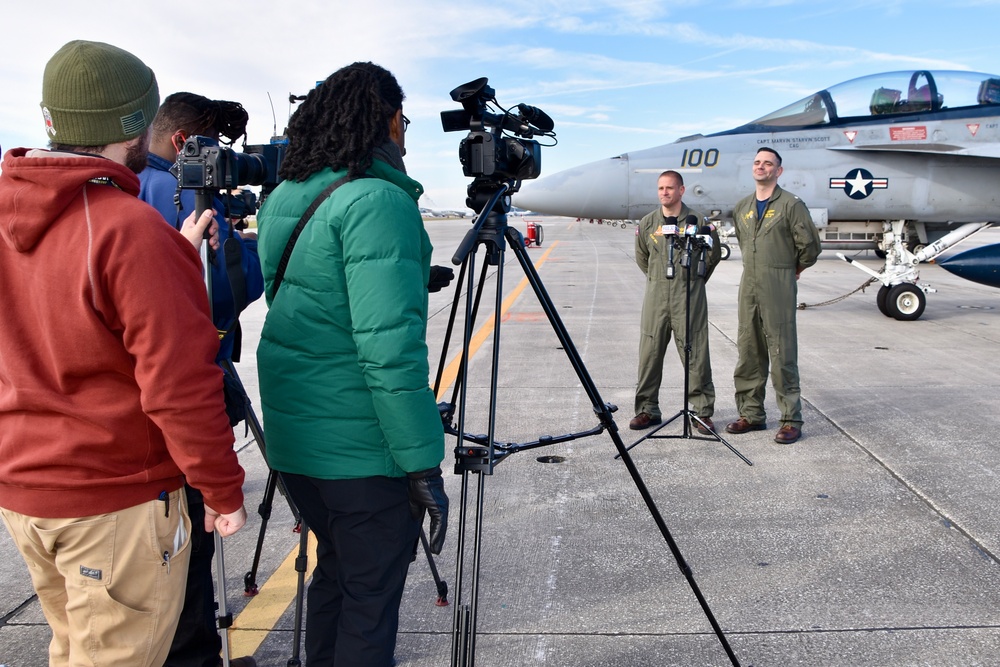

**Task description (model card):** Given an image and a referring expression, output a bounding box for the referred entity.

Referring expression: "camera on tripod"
[172,135,287,213]
[441,77,556,213]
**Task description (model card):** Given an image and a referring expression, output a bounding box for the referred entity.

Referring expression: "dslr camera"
[172,135,287,215]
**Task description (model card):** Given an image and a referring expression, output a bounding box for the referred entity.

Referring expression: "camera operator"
[630,170,721,433]
[255,61,448,666]
[140,92,265,362]
[0,40,246,667]
[138,92,264,667]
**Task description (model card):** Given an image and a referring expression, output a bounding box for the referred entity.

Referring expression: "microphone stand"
[620,225,752,465]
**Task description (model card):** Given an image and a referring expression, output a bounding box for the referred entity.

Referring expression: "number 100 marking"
[681,148,719,168]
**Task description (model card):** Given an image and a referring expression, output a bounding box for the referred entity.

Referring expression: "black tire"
[720,244,731,261]
[536,225,544,246]
[876,285,891,317]
[887,283,926,321]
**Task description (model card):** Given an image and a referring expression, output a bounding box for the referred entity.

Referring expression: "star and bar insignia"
[829,168,889,200]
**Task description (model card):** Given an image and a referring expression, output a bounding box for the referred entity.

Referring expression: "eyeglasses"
[402,114,411,132]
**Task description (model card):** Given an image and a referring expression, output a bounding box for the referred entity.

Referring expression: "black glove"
[428,265,455,293]
[407,466,448,554]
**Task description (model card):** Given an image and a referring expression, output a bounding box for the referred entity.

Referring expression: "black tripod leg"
[504,226,743,667]
[243,468,279,596]
[420,528,449,606]
[221,360,301,522]
[286,522,309,667]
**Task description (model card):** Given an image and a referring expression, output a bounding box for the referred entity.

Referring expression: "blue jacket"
[139,152,264,361]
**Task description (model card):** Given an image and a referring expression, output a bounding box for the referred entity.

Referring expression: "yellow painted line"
[231,239,560,655]
[435,241,559,400]
[230,526,317,657]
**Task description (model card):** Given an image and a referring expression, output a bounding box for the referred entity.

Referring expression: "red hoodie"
[0,148,244,517]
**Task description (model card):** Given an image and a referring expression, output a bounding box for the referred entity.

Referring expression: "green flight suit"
[634,205,721,419]
[731,184,821,426]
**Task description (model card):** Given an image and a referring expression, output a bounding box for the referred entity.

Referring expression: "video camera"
[172,135,287,216]
[441,77,555,213]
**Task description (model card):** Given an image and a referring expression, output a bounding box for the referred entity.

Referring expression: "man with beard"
[0,40,247,667]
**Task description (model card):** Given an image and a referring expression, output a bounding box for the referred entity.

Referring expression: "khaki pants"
[1,488,192,667]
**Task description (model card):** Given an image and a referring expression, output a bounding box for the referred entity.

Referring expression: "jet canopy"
[744,70,1000,129]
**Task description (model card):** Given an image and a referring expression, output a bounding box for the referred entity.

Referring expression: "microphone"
[662,216,678,279]
[683,215,699,237]
[695,226,714,277]
[517,103,555,132]
[696,225,715,249]
[681,216,697,269]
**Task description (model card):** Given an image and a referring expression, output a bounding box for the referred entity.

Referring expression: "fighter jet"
[515,69,1000,320]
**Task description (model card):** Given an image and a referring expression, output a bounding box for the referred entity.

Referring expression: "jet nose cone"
[515,156,629,219]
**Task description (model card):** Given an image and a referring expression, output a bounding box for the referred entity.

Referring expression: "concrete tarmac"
[1,217,998,667]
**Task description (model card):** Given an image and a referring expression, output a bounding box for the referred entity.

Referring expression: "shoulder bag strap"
[272,174,370,296]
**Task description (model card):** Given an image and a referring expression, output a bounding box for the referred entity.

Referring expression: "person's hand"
[407,467,448,554]
[205,503,247,537]
[428,265,455,293]
[179,209,220,251]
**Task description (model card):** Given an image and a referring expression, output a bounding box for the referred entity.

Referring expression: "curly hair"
[151,92,248,146]
[279,62,403,182]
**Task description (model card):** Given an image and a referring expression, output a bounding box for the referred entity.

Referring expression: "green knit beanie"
[40,40,159,147]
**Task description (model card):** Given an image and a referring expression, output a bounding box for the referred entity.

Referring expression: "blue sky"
[3,0,1000,209]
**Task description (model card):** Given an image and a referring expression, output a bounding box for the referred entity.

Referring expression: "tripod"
[194,189,309,667]
[622,230,752,465]
[436,181,746,667]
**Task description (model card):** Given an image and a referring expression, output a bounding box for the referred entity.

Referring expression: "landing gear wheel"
[886,283,926,321]
[875,248,887,259]
[876,285,891,317]
[720,244,731,260]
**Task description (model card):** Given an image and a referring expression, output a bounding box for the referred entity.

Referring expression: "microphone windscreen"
[684,215,699,226]
[664,216,678,225]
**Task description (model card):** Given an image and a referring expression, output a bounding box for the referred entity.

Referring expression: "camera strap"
[272,174,372,296]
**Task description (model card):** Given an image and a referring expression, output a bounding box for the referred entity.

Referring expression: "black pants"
[282,473,418,667]
[165,485,222,667]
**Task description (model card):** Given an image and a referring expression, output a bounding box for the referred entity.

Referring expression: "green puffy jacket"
[256,159,444,480]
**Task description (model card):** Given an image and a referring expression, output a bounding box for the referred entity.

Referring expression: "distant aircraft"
[421,206,468,218]
[516,70,1000,320]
